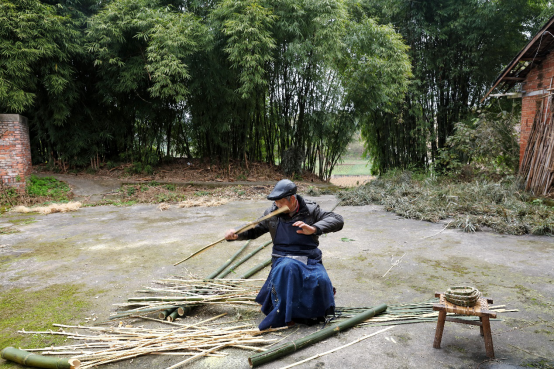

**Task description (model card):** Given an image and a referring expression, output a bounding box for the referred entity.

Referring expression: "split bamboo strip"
[174,206,288,265]
[113,278,261,319]
[520,94,554,195]
[240,256,272,279]
[19,320,280,369]
[282,326,393,369]
[167,341,235,369]
[248,304,387,368]
[207,241,251,279]
[217,241,272,278]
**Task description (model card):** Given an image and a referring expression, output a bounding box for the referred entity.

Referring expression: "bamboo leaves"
[213,0,277,98]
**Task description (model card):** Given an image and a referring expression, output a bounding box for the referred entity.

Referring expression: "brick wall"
[0,114,32,192]
[520,51,554,162]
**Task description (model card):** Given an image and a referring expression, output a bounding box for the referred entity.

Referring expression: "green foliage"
[1,0,413,180]
[26,175,71,199]
[126,162,154,175]
[0,185,18,205]
[0,0,80,113]
[213,0,276,98]
[355,0,553,174]
[437,108,520,175]
[125,186,137,196]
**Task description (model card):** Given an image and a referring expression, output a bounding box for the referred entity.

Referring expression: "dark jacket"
[236,195,344,245]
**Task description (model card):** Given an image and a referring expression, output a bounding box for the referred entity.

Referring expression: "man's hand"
[225,229,239,240]
[293,221,316,235]
[225,229,238,240]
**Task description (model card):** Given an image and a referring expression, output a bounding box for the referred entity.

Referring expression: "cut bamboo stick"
[248,304,387,368]
[1,347,80,369]
[174,206,289,265]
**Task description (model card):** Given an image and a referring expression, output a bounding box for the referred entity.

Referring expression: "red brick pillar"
[0,114,32,192]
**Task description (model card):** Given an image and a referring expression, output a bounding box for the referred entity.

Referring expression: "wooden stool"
[433,292,496,358]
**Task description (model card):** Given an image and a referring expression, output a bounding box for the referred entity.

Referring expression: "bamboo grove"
[1,0,411,179]
[357,0,553,173]
[3,0,554,177]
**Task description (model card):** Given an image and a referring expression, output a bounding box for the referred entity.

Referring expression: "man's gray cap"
[267,179,297,200]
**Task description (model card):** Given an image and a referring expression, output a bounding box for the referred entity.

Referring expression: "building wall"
[0,114,32,192]
[520,51,554,162]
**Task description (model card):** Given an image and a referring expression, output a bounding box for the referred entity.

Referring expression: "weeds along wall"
[520,50,554,162]
[0,114,32,192]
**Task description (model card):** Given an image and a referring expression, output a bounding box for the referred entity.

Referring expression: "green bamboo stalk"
[159,308,177,320]
[248,303,387,368]
[217,241,272,278]
[111,305,179,319]
[1,347,80,369]
[177,305,194,316]
[206,241,251,279]
[167,309,180,322]
[239,257,272,279]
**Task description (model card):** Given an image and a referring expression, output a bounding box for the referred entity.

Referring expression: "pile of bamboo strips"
[111,278,263,320]
[14,300,517,369]
[19,314,281,369]
[520,95,554,195]
[336,300,516,326]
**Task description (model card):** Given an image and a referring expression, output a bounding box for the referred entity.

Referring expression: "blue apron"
[255,219,335,330]
[272,219,321,260]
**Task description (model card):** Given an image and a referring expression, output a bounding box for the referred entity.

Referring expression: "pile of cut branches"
[337,172,554,235]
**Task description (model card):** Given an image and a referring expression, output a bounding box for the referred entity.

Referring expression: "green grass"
[26,175,70,199]
[333,159,372,176]
[0,284,94,360]
[331,133,373,176]
[8,218,36,226]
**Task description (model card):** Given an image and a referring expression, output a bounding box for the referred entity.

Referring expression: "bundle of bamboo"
[111,278,263,320]
[335,300,516,327]
[520,96,554,195]
[18,314,282,369]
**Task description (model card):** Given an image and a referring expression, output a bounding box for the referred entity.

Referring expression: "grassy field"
[332,134,372,176]
[327,134,374,186]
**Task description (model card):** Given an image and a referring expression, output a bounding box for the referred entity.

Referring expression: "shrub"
[437,109,520,175]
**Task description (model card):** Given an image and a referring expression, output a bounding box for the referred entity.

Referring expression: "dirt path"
[0,178,553,369]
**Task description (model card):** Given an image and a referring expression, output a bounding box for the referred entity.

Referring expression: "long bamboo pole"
[248,303,387,368]
[206,241,251,279]
[174,206,289,266]
[239,257,272,279]
[217,241,272,278]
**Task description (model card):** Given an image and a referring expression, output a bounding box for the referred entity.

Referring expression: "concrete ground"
[0,177,553,369]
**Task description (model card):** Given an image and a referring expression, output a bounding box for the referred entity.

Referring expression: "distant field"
[329,175,374,187]
[327,136,374,187]
[332,159,372,176]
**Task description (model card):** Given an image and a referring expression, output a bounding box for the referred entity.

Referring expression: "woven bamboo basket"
[445,286,481,307]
